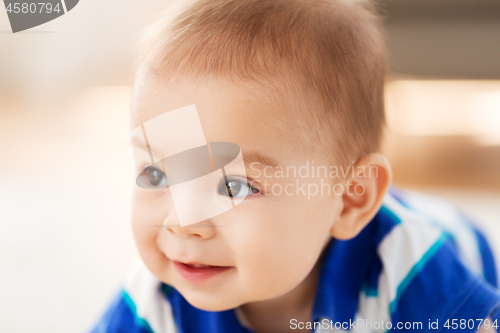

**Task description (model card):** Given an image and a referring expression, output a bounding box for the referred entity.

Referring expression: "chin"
[181,290,242,312]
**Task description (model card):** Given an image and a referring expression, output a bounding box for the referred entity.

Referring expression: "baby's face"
[130,68,342,311]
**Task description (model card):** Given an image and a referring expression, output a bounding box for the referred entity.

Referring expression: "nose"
[165,218,216,239]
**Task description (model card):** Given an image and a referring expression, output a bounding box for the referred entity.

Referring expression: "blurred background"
[0,0,499,332]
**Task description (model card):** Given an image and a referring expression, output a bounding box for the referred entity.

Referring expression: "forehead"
[131,68,320,165]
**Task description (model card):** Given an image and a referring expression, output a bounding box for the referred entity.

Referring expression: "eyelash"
[136,166,170,189]
[218,176,262,198]
[136,166,263,198]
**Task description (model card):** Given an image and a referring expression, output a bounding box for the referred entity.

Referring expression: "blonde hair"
[137,0,387,166]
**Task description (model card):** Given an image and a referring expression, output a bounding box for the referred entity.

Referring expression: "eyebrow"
[131,140,281,170]
[242,151,281,168]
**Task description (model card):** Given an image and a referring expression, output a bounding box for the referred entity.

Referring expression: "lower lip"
[173,261,232,283]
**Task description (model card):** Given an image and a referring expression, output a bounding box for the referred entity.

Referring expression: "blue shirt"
[90,186,500,332]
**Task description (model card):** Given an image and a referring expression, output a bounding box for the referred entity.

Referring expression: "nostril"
[165,227,180,235]
[165,223,214,239]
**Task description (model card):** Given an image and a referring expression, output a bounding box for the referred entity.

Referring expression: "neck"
[236,248,328,333]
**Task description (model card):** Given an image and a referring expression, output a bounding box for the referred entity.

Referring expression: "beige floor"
[0,87,499,333]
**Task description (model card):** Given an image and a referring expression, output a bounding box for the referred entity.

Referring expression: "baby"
[91,0,500,332]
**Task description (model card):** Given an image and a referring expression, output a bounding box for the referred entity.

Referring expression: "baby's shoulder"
[379,187,495,280]
[354,187,500,331]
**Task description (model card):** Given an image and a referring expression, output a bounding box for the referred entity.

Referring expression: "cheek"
[131,188,171,274]
[222,195,333,300]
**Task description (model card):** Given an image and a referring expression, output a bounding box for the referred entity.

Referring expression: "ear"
[330,153,392,240]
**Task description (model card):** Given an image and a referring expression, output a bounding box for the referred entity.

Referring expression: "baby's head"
[130,0,392,312]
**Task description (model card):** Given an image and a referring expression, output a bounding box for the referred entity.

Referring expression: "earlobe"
[330,153,393,240]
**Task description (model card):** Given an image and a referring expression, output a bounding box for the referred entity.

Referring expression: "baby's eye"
[136,166,170,189]
[218,177,261,198]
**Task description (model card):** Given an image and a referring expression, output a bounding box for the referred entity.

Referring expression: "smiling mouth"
[173,261,232,283]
